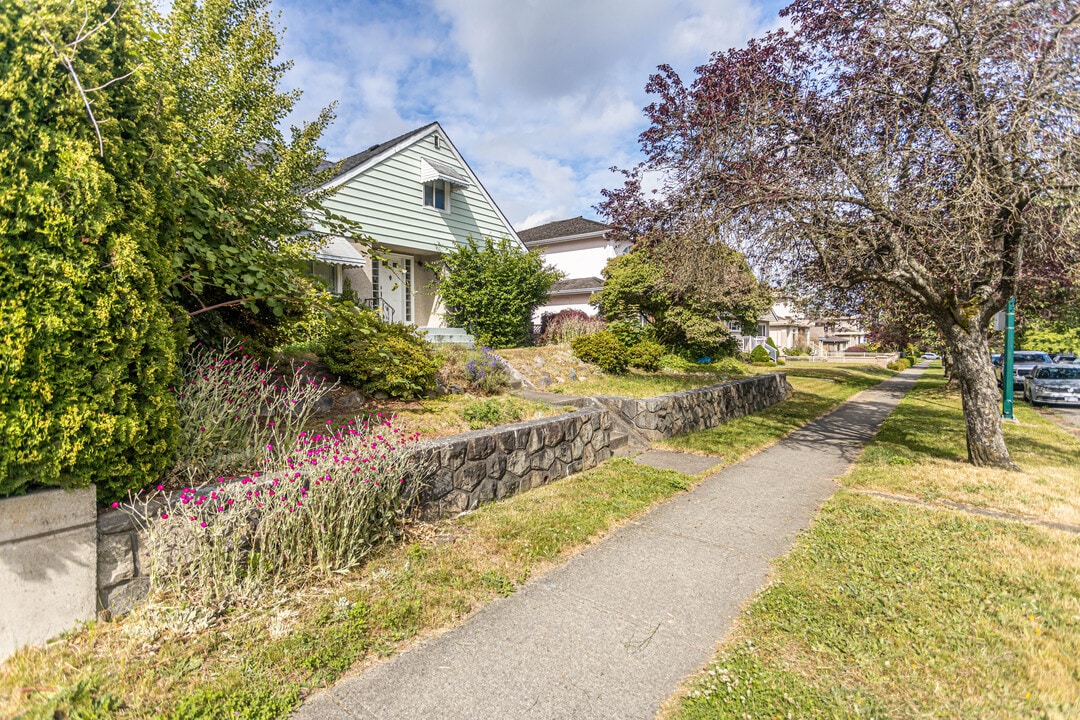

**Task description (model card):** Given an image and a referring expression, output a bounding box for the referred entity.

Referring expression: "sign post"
[1001,296,1016,421]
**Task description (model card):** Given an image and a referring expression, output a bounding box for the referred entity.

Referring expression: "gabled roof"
[315,122,523,250]
[317,123,439,182]
[518,216,608,246]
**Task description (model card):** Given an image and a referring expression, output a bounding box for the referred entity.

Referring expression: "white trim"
[521,229,607,247]
[422,179,452,213]
[314,236,367,267]
[420,157,472,188]
[316,122,526,250]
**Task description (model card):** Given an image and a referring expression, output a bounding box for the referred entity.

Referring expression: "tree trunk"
[943,322,1018,469]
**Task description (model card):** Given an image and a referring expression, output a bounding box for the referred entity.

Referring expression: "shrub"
[464,347,512,394]
[766,336,779,349]
[322,308,439,398]
[627,340,665,371]
[660,354,699,372]
[785,344,813,356]
[752,360,778,367]
[845,345,869,353]
[538,309,604,346]
[460,398,524,429]
[571,331,629,374]
[432,236,563,348]
[607,320,645,347]
[749,345,773,363]
[169,342,335,486]
[0,4,180,503]
[887,357,914,371]
[122,416,423,606]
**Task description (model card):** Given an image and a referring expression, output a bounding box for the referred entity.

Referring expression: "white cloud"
[275,0,784,227]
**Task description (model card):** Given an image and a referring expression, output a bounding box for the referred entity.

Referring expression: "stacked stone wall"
[593,373,789,441]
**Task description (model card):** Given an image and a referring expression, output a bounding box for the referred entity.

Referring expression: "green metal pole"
[1002,296,1015,421]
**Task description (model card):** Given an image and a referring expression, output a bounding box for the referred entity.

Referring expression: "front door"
[376,254,413,324]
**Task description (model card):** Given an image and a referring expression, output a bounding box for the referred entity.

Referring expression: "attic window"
[424,180,449,211]
[433,135,442,150]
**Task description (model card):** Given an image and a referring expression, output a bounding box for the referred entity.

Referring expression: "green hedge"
[0,1,180,502]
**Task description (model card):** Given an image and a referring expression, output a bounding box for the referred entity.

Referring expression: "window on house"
[371,259,380,300]
[728,320,742,333]
[757,323,768,337]
[423,180,449,211]
[310,261,341,294]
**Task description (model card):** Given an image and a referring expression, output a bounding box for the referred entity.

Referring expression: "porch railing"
[362,296,395,323]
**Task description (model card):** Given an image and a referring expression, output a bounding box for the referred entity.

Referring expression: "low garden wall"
[1,487,97,662]
[20,373,789,633]
[592,373,791,441]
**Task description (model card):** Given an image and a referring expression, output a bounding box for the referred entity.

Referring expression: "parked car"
[1023,364,1080,406]
[1052,352,1078,364]
[995,351,1054,389]
[921,352,940,360]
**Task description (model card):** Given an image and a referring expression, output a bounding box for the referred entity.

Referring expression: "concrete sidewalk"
[294,366,924,720]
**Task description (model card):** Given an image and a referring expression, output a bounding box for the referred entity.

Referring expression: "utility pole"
[1001,296,1016,421]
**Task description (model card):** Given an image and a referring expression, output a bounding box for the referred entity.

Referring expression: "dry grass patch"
[352,394,567,440]
[844,369,1080,526]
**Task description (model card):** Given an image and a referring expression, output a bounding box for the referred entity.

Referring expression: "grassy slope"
[667,368,1080,720]
[0,367,893,720]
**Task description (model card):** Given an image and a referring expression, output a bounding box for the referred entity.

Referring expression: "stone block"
[97,533,135,588]
[454,462,487,492]
[579,421,594,444]
[424,468,455,503]
[466,433,497,461]
[486,453,507,479]
[543,422,565,447]
[98,576,150,616]
[582,444,597,468]
[1,486,97,662]
[97,508,135,534]
[441,490,471,515]
[527,427,545,454]
[571,436,585,459]
[507,450,530,477]
[531,447,556,472]
[555,443,573,464]
[441,442,468,471]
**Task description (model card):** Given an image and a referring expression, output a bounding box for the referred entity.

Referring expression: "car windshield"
[1035,366,1080,380]
[1014,353,1053,364]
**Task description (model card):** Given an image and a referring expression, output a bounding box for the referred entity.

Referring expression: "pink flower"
[110,502,120,509]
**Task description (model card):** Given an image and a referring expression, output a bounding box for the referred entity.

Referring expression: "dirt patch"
[497,346,601,389]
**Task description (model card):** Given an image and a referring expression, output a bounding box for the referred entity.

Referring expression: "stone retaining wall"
[409,408,612,517]
[592,373,790,441]
[94,408,614,614]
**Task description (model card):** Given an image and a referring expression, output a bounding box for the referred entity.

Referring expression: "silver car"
[996,351,1054,389]
[1023,364,1080,406]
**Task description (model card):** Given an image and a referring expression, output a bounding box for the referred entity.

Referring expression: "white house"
[307,122,523,331]
[516,216,630,322]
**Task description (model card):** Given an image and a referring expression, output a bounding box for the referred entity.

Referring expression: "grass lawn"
[0,365,896,719]
[665,368,1080,719]
[661,364,896,458]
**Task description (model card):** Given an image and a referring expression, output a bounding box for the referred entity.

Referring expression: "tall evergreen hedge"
[0,1,180,501]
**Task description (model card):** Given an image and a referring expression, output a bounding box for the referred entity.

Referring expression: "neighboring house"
[730,298,865,357]
[308,122,523,330]
[516,217,631,322]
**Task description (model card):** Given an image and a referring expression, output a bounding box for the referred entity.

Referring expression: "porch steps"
[418,326,475,348]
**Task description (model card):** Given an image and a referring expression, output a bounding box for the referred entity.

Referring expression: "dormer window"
[424,180,449,211]
[419,157,471,214]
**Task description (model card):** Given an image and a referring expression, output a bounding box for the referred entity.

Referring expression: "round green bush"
[571,331,628,374]
[627,340,665,371]
[322,309,439,398]
[749,345,773,363]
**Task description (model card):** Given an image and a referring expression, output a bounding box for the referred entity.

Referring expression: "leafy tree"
[601,0,1080,468]
[151,0,364,347]
[592,247,770,358]
[432,236,562,348]
[0,0,179,500]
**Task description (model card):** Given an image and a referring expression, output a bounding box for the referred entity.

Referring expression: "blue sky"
[274,0,790,229]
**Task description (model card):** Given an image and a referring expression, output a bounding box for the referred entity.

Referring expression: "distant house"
[516,216,630,322]
[308,122,522,331]
[728,298,866,357]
